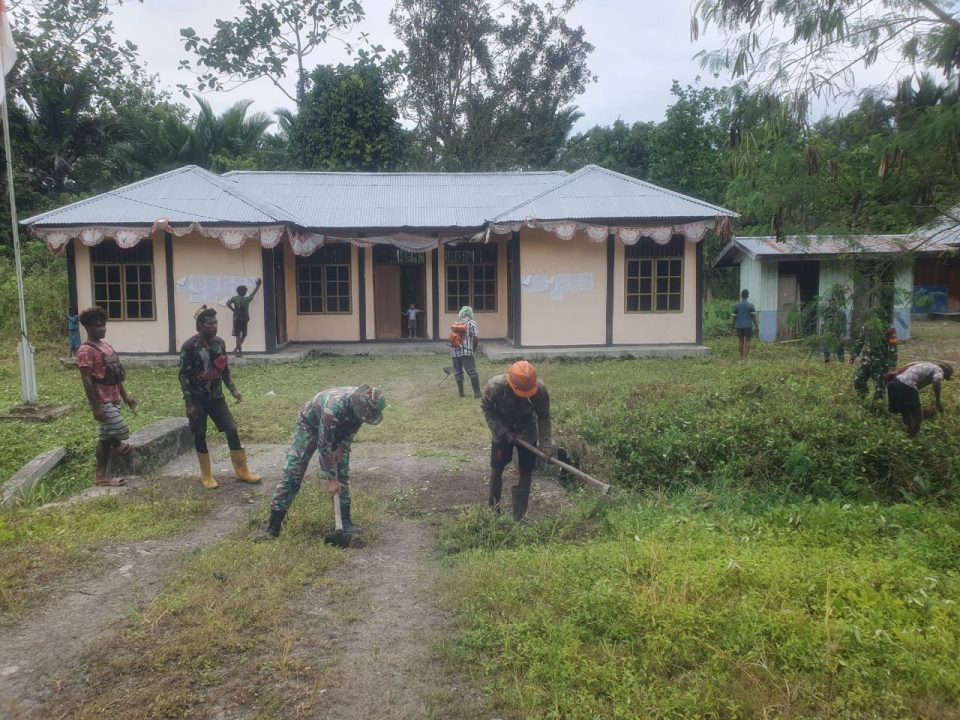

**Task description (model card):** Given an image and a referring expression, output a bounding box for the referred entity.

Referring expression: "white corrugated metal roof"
[714,234,955,267]
[914,205,960,246]
[491,165,735,223]
[224,170,567,229]
[22,165,735,231]
[21,166,297,226]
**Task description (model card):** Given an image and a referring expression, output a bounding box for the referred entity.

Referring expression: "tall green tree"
[290,62,406,171]
[556,120,655,177]
[691,0,960,108]
[390,0,594,170]
[17,69,123,197]
[179,0,366,104]
[646,82,730,205]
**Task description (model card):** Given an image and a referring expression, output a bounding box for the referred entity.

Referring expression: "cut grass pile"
[438,494,960,719]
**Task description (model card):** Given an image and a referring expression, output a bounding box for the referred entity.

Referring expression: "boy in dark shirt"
[179,306,261,489]
[731,289,759,360]
[225,278,262,356]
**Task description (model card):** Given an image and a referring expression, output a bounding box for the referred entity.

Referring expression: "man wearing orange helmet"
[480,360,554,521]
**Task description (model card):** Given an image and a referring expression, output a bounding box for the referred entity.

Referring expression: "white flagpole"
[0,42,38,404]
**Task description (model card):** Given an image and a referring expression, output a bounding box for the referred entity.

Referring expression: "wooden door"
[777,274,799,339]
[374,265,402,338]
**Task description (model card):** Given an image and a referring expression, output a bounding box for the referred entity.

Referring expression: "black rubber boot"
[255,507,286,541]
[456,377,465,397]
[340,503,363,535]
[470,375,481,398]
[488,473,503,513]
[511,486,530,522]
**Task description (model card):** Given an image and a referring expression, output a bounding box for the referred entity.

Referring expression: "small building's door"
[777,274,799,339]
[374,264,402,339]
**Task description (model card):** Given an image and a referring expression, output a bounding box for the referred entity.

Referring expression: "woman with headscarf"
[450,305,481,398]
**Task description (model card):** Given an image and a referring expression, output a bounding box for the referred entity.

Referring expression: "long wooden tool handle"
[512,437,612,495]
[333,491,343,531]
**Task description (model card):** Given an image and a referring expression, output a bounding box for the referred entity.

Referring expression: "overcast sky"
[108,0,900,131]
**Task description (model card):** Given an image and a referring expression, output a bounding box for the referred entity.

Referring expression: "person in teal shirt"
[225,278,262,356]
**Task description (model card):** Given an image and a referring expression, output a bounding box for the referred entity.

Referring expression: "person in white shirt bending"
[885,361,953,436]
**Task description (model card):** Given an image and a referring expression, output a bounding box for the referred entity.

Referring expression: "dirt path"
[0,442,569,719]
[0,446,280,719]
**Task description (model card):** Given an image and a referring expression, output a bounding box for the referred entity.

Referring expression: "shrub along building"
[23,164,734,354]
[714,232,960,342]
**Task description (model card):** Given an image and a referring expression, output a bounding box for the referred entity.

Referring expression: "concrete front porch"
[60,340,710,368]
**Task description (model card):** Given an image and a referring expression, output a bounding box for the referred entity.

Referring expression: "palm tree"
[19,69,122,196]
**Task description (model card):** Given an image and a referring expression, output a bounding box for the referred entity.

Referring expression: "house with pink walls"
[23,164,735,354]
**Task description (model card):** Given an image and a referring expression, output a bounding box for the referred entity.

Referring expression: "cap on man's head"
[507,360,538,398]
[351,385,386,425]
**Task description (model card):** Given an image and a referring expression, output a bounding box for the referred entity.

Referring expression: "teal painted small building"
[714,235,958,342]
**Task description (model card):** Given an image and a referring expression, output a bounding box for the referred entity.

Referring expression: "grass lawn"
[1,320,959,718]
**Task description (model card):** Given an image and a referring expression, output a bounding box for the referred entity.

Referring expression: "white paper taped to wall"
[176,275,258,305]
[520,273,594,300]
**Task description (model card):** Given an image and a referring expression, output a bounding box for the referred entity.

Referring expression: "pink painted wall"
[519,228,607,346]
[73,233,169,353]
[439,237,509,340]
[611,239,698,344]
[171,233,266,352]
[285,242,362,342]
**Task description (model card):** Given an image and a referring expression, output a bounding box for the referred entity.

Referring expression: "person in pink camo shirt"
[76,306,138,486]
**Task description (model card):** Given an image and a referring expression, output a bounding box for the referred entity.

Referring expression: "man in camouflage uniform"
[820,300,847,363]
[850,311,895,400]
[257,385,385,540]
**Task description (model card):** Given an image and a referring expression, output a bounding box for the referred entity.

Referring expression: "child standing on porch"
[403,303,421,339]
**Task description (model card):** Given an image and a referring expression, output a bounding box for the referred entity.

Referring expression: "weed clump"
[569,360,958,501]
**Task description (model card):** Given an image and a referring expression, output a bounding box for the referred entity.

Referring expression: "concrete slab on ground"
[2,447,67,508]
[108,418,192,477]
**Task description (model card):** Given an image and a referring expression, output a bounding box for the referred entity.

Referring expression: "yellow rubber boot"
[198,452,218,489]
[231,449,262,484]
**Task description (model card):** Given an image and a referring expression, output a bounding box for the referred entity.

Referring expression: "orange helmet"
[507,360,538,398]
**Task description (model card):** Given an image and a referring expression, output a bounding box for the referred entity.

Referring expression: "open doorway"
[373,246,427,339]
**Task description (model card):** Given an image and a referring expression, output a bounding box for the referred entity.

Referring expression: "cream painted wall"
[519,228,606,346]
[73,234,169,353]
[439,238,509,340]
[611,240,698,344]
[286,243,362,342]
[171,234,266,351]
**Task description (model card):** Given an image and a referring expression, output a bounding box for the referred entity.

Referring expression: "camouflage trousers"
[853,358,887,399]
[270,420,352,514]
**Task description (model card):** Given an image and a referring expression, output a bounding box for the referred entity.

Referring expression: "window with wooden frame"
[296,244,351,314]
[91,239,155,320]
[444,243,497,312]
[625,236,685,313]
